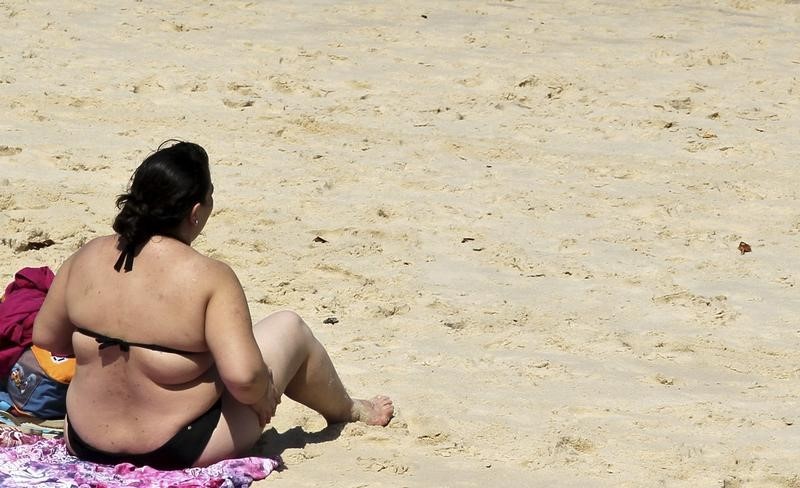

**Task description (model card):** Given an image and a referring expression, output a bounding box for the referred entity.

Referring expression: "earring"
[194,219,199,225]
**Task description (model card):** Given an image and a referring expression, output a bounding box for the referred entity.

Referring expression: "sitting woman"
[32,141,393,470]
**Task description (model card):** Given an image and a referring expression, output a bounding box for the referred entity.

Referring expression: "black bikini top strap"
[75,327,198,355]
[114,244,135,272]
[98,336,131,352]
[124,341,196,355]
[76,327,131,352]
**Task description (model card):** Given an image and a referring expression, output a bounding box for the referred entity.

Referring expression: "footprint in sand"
[356,456,410,474]
[0,194,14,211]
[222,81,257,107]
[0,146,22,156]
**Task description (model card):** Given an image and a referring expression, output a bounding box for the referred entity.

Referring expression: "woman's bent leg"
[254,311,393,425]
[195,310,393,466]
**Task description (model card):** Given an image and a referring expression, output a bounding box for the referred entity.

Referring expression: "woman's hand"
[250,367,281,427]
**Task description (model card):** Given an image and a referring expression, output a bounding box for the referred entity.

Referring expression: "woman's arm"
[204,261,271,405]
[32,256,76,356]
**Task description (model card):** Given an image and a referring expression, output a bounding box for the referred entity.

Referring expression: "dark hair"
[113,141,210,250]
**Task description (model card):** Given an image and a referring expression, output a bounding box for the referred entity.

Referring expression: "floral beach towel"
[0,427,279,487]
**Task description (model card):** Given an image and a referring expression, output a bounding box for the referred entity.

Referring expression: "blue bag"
[0,347,71,419]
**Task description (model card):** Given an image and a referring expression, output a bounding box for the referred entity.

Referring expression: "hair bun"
[123,195,150,218]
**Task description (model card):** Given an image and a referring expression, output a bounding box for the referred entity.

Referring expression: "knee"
[272,310,314,340]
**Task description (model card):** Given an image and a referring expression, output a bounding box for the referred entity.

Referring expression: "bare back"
[64,235,222,454]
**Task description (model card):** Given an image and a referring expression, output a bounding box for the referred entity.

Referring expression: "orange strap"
[31,345,76,384]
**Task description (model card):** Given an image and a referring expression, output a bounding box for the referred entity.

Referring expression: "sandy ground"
[2,1,800,486]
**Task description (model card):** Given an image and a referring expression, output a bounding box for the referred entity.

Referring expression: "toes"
[373,395,392,405]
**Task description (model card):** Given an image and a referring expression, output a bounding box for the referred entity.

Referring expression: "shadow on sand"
[250,423,346,469]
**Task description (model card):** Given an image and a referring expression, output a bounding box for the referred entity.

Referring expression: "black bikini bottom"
[67,397,223,470]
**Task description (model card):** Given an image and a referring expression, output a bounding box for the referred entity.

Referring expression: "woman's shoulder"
[48,235,118,287]
[177,252,245,302]
[67,234,241,285]
[65,235,118,265]
[160,242,239,283]
[74,234,117,252]
[192,253,240,282]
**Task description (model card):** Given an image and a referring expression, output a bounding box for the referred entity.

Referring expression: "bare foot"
[351,395,394,426]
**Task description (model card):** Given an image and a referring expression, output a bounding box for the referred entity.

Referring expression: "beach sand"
[2,1,800,486]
